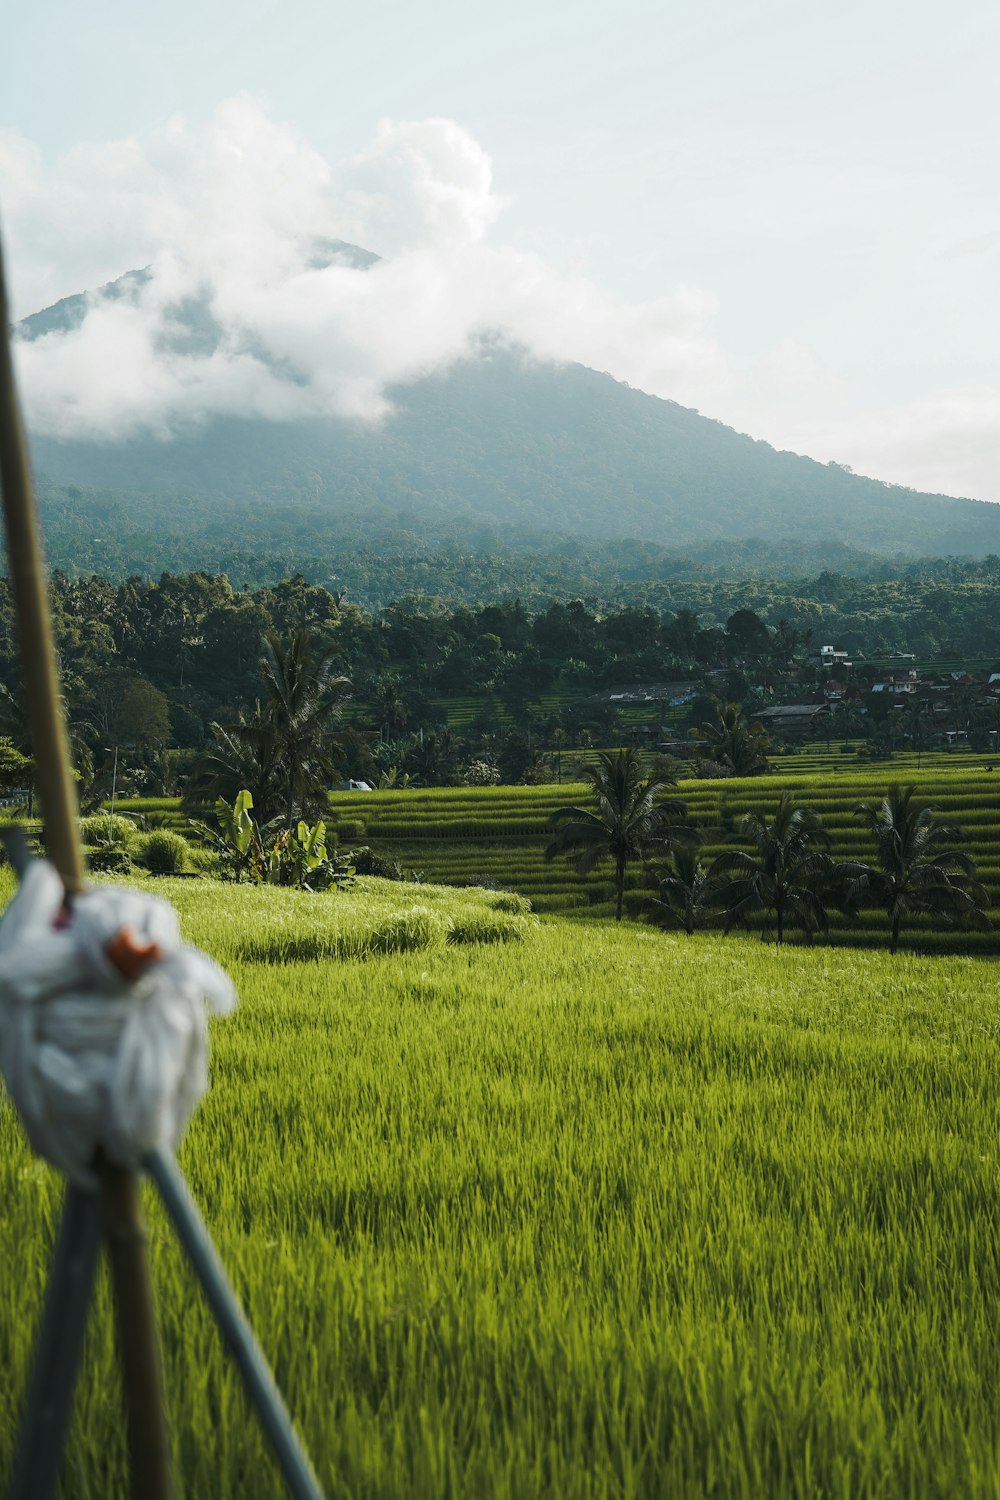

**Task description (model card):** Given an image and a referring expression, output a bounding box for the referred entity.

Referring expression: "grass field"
[2,872,1000,1497]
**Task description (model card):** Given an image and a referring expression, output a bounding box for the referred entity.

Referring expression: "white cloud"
[336,116,502,253]
[1,97,997,505]
[2,98,721,439]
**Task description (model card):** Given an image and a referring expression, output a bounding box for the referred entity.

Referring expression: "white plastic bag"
[0,861,235,1187]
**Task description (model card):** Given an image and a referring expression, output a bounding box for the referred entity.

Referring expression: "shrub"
[350,845,404,880]
[88,848,132,875]
[186,846,219,874]
[139,830,190,875]
[137,811,173,830]
[81,813,137,849]
[463,760,501,787]
[488,890,533,915]
[692,759,734,780]
[447,908,533,944]
[368,905,452,954]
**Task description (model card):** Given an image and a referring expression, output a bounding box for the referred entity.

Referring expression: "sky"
[1,0,998,501]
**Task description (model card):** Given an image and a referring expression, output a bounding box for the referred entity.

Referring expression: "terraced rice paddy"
[331,758,1000,950]
[117,751,1000,949]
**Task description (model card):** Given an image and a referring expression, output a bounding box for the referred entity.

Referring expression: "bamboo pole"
[0,223,173,1499]
[0,239,82,890]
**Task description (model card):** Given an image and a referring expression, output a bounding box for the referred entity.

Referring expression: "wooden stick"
[0,235,83,888]
[0,222,173,1499]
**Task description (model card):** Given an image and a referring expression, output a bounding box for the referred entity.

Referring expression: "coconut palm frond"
[546,747,692,920]
[850,783,990,953]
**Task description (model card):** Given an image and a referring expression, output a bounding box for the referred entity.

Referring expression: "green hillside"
[20,287,1000,566]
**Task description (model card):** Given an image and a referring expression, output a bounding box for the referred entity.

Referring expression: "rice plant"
[3,873,1000,1496]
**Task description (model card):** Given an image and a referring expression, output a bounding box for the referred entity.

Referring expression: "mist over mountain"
[18,267,1000,579]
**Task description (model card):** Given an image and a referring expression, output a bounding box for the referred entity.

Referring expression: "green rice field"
[2,872,1000,1496]
[323,754,1000,947]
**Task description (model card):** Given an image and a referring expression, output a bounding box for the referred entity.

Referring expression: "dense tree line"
[1,568,998,800]
[31,481,1000,632]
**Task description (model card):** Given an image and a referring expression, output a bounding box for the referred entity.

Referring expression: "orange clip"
[106,928,162,982]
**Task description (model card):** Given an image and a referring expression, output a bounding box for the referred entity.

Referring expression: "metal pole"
[146,1150,325,1500]
[109,744,119,836]
[7,1187,102,1500]
[0,221,173,1500]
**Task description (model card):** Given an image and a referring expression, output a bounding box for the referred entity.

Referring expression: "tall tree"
[724,608,771,659]
[371,673,410,737]
[258,629,352,827]
[182,706,284,820]
[546,747,688,921]
[903,697,931,767]
[710,792,833,944]
[700,702,771,776]
[846,784,990,954]
[186,630,350,824]
[0,737,32,797]
[402,727,462,786]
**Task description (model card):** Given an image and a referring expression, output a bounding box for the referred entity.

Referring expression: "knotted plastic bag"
[0,860,235,1187]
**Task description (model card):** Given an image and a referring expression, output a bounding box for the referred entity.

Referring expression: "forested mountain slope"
[19,283,1000,563]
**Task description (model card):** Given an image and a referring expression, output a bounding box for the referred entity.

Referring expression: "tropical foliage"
[185,629,350,824]
[546,747,689,920]
[699,702,770,776]
[710,792,834,943]
[651,845,714,935]
[190,789,353,890]
[844,784,991,953]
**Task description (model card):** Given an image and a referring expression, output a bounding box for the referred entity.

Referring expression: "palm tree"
[700,703,770,776]
[371,674,410,738]
[846,784,990,954]
[182,705,284,820]
[185,630,351,825]
[258,630,351,827]
[831,698,863,746]
[652,844,714,935]
[710,792,833,944]
[546,747,689,921]
[403,727,462,786]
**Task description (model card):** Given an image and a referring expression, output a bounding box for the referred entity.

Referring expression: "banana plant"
[292,819,327,884]
[190,788,263,882]
[262,820,326,889]
[192,791,353,889]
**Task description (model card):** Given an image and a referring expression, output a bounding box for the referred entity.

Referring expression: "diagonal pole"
[6,1186,102,1500]
[146,1149,325,1500]
[0,221,173,1499]
[0,254,83,893]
